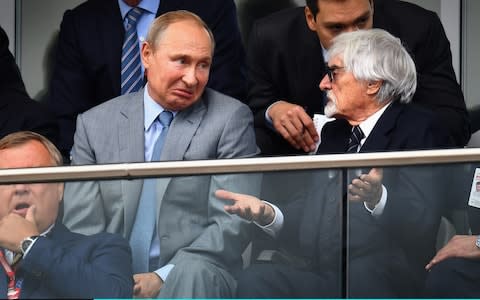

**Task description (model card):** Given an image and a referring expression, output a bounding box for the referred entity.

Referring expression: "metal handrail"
[1,148,480,184]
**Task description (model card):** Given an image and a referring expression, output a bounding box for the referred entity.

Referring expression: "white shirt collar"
[357,102,392,146]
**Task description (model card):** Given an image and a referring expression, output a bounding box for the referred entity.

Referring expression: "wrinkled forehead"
[0,141,54,169]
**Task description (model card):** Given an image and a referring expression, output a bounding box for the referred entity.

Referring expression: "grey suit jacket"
[63,87,261,270]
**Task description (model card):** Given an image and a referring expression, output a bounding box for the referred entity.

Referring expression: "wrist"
[19,235,40,255]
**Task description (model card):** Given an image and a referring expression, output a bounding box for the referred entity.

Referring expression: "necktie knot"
[158,111,173,128]
[346,125,364,153]
[126,7,143,27]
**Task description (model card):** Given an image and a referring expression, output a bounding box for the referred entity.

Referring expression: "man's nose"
[13,184,30,195]
[182,67,198,86]
[319,74,331,91]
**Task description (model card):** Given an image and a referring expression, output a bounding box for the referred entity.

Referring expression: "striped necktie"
[121,7,143,95]
[346,126,364,153]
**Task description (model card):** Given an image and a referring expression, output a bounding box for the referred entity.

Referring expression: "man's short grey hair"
[327,28,417,104]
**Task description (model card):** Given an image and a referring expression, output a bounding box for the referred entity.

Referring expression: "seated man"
[217,29,454,298]
[48,0,247,159]
[62,11,260,298]
[0,131,133,298]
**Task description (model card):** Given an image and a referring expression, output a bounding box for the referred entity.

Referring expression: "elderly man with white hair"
[217,28,454,298]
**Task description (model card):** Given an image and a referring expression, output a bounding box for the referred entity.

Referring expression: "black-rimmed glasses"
[325,64,345,83]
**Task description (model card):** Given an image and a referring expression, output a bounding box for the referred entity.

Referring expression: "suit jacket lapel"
[118,91,145,237]
[317,119,351,154]
[99,0,124,96]
[160,96,206,161]
[360,102,403,152]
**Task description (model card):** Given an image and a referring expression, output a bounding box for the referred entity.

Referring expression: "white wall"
[0,0,16,54]
[18,0,84,100]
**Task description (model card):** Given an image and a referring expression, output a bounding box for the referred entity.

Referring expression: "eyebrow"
[323,11,372,27]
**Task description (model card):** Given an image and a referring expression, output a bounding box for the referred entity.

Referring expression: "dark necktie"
[129,111,174,274]
[121,7,143,95]
[346,126,364,153]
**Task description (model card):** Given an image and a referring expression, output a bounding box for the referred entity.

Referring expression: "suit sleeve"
[22,233,133,298]
[168,104,261,269]
[206,0,247,102]
[62,113,107,235]
[411,11,470,147]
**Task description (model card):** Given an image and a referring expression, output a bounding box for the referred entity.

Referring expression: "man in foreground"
[0,131,133,298]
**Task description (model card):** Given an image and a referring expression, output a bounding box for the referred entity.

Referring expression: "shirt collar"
[118,0,159,19]
[143,84,177,131]
[358,102,392,139]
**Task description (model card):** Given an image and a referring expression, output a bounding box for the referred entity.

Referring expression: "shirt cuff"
[364,185,387,217]
[154,264,174,283]
[254,201,284,238]
[265,102,281,131]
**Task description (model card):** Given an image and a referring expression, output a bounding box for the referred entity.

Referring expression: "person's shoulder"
[254,6,305,33]
[375,0,438,27]
[68,0,114,14]
[203,88,249,111]
[61,0,116,21]
[394,102,444,133]
[81,91,140,118]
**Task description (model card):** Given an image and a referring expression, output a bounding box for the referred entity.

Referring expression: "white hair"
[327,29,417,104]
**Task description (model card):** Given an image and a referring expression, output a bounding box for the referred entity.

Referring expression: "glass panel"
[1,153,480,298]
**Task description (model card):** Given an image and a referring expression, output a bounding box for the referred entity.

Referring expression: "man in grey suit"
[62,11,260,298]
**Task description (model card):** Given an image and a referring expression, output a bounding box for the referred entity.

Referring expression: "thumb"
[25,205,37,224]
[369,167,383,179]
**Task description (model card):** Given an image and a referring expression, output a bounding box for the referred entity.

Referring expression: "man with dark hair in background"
[248,0,468,155]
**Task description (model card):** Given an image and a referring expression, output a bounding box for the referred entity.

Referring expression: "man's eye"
[356,20,368,28]
[328,25,345,33]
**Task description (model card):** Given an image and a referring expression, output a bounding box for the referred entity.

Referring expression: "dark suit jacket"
[0,223,133,298]
[48,0,246,157]
[271,102,454,296]
[247,0,469,155]
[0,26,58,146]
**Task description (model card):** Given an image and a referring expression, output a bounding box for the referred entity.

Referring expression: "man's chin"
[324,106,337,118]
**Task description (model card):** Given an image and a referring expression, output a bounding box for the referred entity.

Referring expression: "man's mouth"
[13,203,30,216]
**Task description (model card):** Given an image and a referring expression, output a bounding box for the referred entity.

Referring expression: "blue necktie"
[121,7,143,95]
[129,111,174,273]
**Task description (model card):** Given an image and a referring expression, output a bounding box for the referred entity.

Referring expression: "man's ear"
[304,6,317,32]
[366,80,382,95]
[140,42,152,69]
